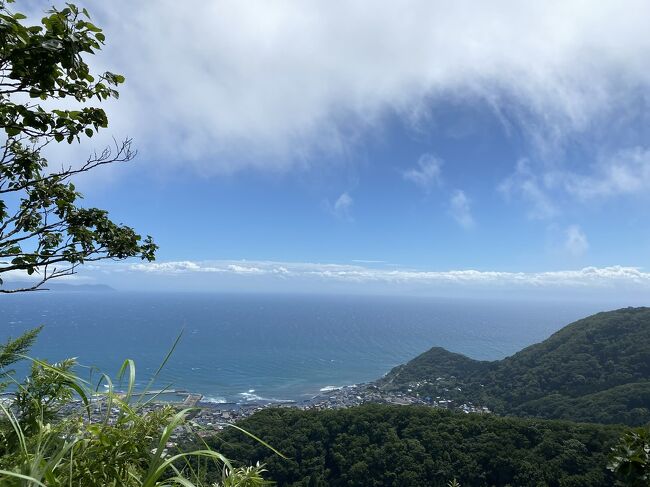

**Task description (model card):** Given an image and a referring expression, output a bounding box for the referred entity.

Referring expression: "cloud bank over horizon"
[8,260,642,299]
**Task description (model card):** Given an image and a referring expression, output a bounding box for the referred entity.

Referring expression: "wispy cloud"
[499,159,557,219]
[501,147,650,219]
[564,225,589,256]
[324,192,354,220]
[449,190,474,229]
[561,147,650,199]
[403,154,443,191]
[334,192,353,213]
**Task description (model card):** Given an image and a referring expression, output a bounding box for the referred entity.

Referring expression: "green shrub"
[0,328,270,486]
[608,425,650,486]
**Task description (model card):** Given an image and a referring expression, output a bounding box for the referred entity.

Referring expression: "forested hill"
[209,405,622,486]
[378,307,650,425]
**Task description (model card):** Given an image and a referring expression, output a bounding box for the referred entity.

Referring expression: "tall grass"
[0,329,273,486]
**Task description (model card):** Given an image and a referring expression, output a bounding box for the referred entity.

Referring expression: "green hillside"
[208,405,622,487]
[378,307,650,425]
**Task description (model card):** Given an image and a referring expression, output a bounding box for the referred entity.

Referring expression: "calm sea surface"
[0,292,630,403]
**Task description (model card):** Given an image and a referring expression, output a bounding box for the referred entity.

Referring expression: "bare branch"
[0,138,136,195]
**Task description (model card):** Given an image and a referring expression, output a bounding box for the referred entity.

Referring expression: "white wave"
[238,391,293,403]
[201,396,227,404]
[319,385,342,392]
[239,391,263,401]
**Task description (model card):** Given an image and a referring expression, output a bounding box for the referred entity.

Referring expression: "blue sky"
[11,1,650,297]
[87,102,643,270]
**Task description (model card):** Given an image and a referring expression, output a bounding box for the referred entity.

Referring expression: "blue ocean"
[0,292,633,403]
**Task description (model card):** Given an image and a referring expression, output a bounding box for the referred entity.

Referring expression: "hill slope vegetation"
[209,405,622,487]
[378,307,650,425]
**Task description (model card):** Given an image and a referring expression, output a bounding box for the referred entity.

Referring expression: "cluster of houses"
[30,376,490,452]
[305,383,490,414]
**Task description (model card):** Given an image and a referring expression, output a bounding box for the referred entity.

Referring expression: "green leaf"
[0,1,156,292]
[85,22,102,32]
[0,471,47,487]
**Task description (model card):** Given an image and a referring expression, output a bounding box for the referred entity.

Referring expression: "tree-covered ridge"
[378,307,650,425]
[209,404,623,487]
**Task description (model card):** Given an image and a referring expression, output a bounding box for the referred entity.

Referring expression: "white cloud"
[46,0,650,174]
[121,260,650,289]
[561,147,650,199]
[130,261,203,273]
[501,147,650,218]
[403,154,443,191]
[334,192,353,213]
[11,260,649,295]
[564,225,589,256]
[227,264,266,275]
[499,159,558,219]
[324,192,354,220]
[449,190,474,229]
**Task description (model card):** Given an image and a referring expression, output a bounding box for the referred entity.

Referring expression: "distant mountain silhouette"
[46,283,116,292]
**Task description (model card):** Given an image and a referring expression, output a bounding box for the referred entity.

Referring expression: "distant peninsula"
[46,283,116,292]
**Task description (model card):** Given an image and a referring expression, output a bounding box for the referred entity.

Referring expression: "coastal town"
[0,380,495,460]
[38,380,490,454]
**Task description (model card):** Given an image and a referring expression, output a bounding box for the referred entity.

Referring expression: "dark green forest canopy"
[378,307,650,425]
[209,405,623,487]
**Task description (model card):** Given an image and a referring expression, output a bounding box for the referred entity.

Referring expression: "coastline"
[52,381,490,444]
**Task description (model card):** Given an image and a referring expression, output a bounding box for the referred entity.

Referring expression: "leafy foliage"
[379,307,650,425]
[0,326,40,370]
[0,1,156,292]
[608,425,650,486]
[0,329,268,486]
[209,405,622,487]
